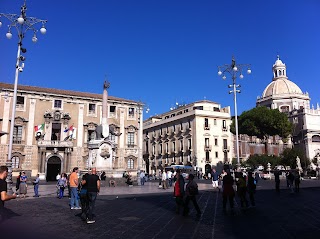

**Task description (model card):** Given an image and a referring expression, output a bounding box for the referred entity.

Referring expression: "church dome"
[262,78,303,98]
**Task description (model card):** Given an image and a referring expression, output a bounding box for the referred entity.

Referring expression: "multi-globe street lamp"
[217,57,251,169]
[0,1,47,193]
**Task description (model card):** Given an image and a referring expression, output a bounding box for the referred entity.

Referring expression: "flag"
[64,125,74,133]
[34,123,44,132]
[70,127,76,140]
[34,123,45,137]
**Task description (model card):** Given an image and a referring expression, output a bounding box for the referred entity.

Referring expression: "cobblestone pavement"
[1,180,320,239]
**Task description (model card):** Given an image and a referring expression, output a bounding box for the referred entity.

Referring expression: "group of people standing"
[15,171,40,198]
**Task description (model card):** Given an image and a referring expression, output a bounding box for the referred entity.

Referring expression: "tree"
[245,154,281,169]
[280,147,309,169]
[231,106,293,154]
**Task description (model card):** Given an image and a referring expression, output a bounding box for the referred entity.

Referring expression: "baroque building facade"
[143,100,232,175]
[0,82,143,180]
[235,56,320,165]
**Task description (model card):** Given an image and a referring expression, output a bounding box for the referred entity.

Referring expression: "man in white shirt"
[167,170,173,187]
[162,170,167,189]
[140,171,146,186]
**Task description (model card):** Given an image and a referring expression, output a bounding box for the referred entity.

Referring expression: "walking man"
[140,170,145,186]
[33,173,40,197]
[69,167,81,210]
[212,168,219,190]
[82,168,100,224]
[183,174,201,217]
[0,166,17,219]
[274,169,281,192]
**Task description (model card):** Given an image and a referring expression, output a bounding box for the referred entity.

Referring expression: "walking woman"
[173,169,185,214]
[183,174,201,216]
[19,171,28,198]
[222,170,235,212]
[15,172,21,193]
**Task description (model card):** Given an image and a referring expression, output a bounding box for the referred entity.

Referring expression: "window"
[127,158,134,169]
[88,130,96,142]
[206,151,210,160]
[205,118,209,127]
[280,106,290,112]
[184,109,189,113]
[160,128,163,135]
[54,99,62,109]
[193,106,203,110]
[173,142,176,152]
[171,114,175,117]
[128,107,135,117]
[110,105,116,112]
[214,119,217,125]
[205,138,209,147]
[159,144,162,154]
[13,126,22,144]
[12,156,20,169]
[222,120,226,129]
[166,143,168,153]
[213,107,219,112]
[173,125,176,131]
[16,96,24,110]
[180,122,183,131]
[188,139,192,150]
[215,152,218,158]
[127,132,135,146]
[52,123,61,141]
[109,133,115,142]
[180,140,183,151]
[153,145,155,155]
[215,138,218,146]
[188,120,191,128]
[312,135,320,142]
[223,139,228,149]
[88,103,96,114]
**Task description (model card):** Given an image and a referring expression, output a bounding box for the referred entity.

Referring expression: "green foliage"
[245,154,281,169]
[281,147,309,169]
[231,106,293,140]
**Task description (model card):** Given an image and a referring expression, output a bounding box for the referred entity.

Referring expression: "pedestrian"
[161,170,167,190]
[82,168,100,224]
[15,172,21,193]
[173,169,185,214]
[236,172,249,209]
[287,171,295,193]
[79,174,89,221]
[19,171,28,199]
[247,172,256,207]
[140,170,145,186]
[69,167,81,210]
[167,170,173,187]
[274,169,281,192]
[222,170,235,212]
[33,173,40,197]
[212,168,219,190]
[294,170,300,193]
[183,174,201,216]
[57,173,67,199]
[0,166,17,220]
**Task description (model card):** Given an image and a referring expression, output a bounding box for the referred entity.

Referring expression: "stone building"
[235,56,320,164]
[143,100,232,175]
[0,82,143,180]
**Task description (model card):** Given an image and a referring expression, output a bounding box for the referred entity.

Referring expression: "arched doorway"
[205,164,211,176]
[46,156,61,181]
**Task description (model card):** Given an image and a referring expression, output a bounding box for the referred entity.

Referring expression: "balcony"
[222,126,228,132]
[204,145,212,151]
[204,124,210,130]
[37,140,73,147]
[223,146,230,152]
[109,112,116,118]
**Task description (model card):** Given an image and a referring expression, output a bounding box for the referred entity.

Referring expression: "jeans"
[59,187,65,199]
[87,192,97,221]
[34,184,39,196]
[140,177,145,185]
[70,187,79,208]
[80,193,89,220]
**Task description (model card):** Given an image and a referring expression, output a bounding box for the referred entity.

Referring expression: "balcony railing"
[204,124,210,130]
[222,126,228,132]
[37,140,73,147]
[223,146,230,152]
[204,145,212,151]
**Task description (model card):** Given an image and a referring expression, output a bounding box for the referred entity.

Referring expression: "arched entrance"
[46,156,61,181]
[205,164,211,176]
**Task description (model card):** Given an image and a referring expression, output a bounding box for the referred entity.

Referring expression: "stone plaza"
[1,179,320,239]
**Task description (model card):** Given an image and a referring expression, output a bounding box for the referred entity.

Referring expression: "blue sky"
[1,0,319,119]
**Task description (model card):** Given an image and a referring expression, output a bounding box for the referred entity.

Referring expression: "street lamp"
[0,0,47,193]
[217,56,251,169]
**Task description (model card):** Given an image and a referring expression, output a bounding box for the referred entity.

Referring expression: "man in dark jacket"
[222,171,235,211]
[173,169,185,214]
[183,174,201,216]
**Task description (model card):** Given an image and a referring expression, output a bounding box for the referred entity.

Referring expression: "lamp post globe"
[0,1,47,193]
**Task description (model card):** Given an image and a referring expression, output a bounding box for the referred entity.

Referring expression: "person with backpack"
[183,174,201,217]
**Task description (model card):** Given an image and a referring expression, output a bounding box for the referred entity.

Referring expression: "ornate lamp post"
[217,57,251,169]
[0,0,47,193]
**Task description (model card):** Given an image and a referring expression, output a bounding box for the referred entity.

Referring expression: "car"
[257,165,264,171]
[260,171,271,180]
